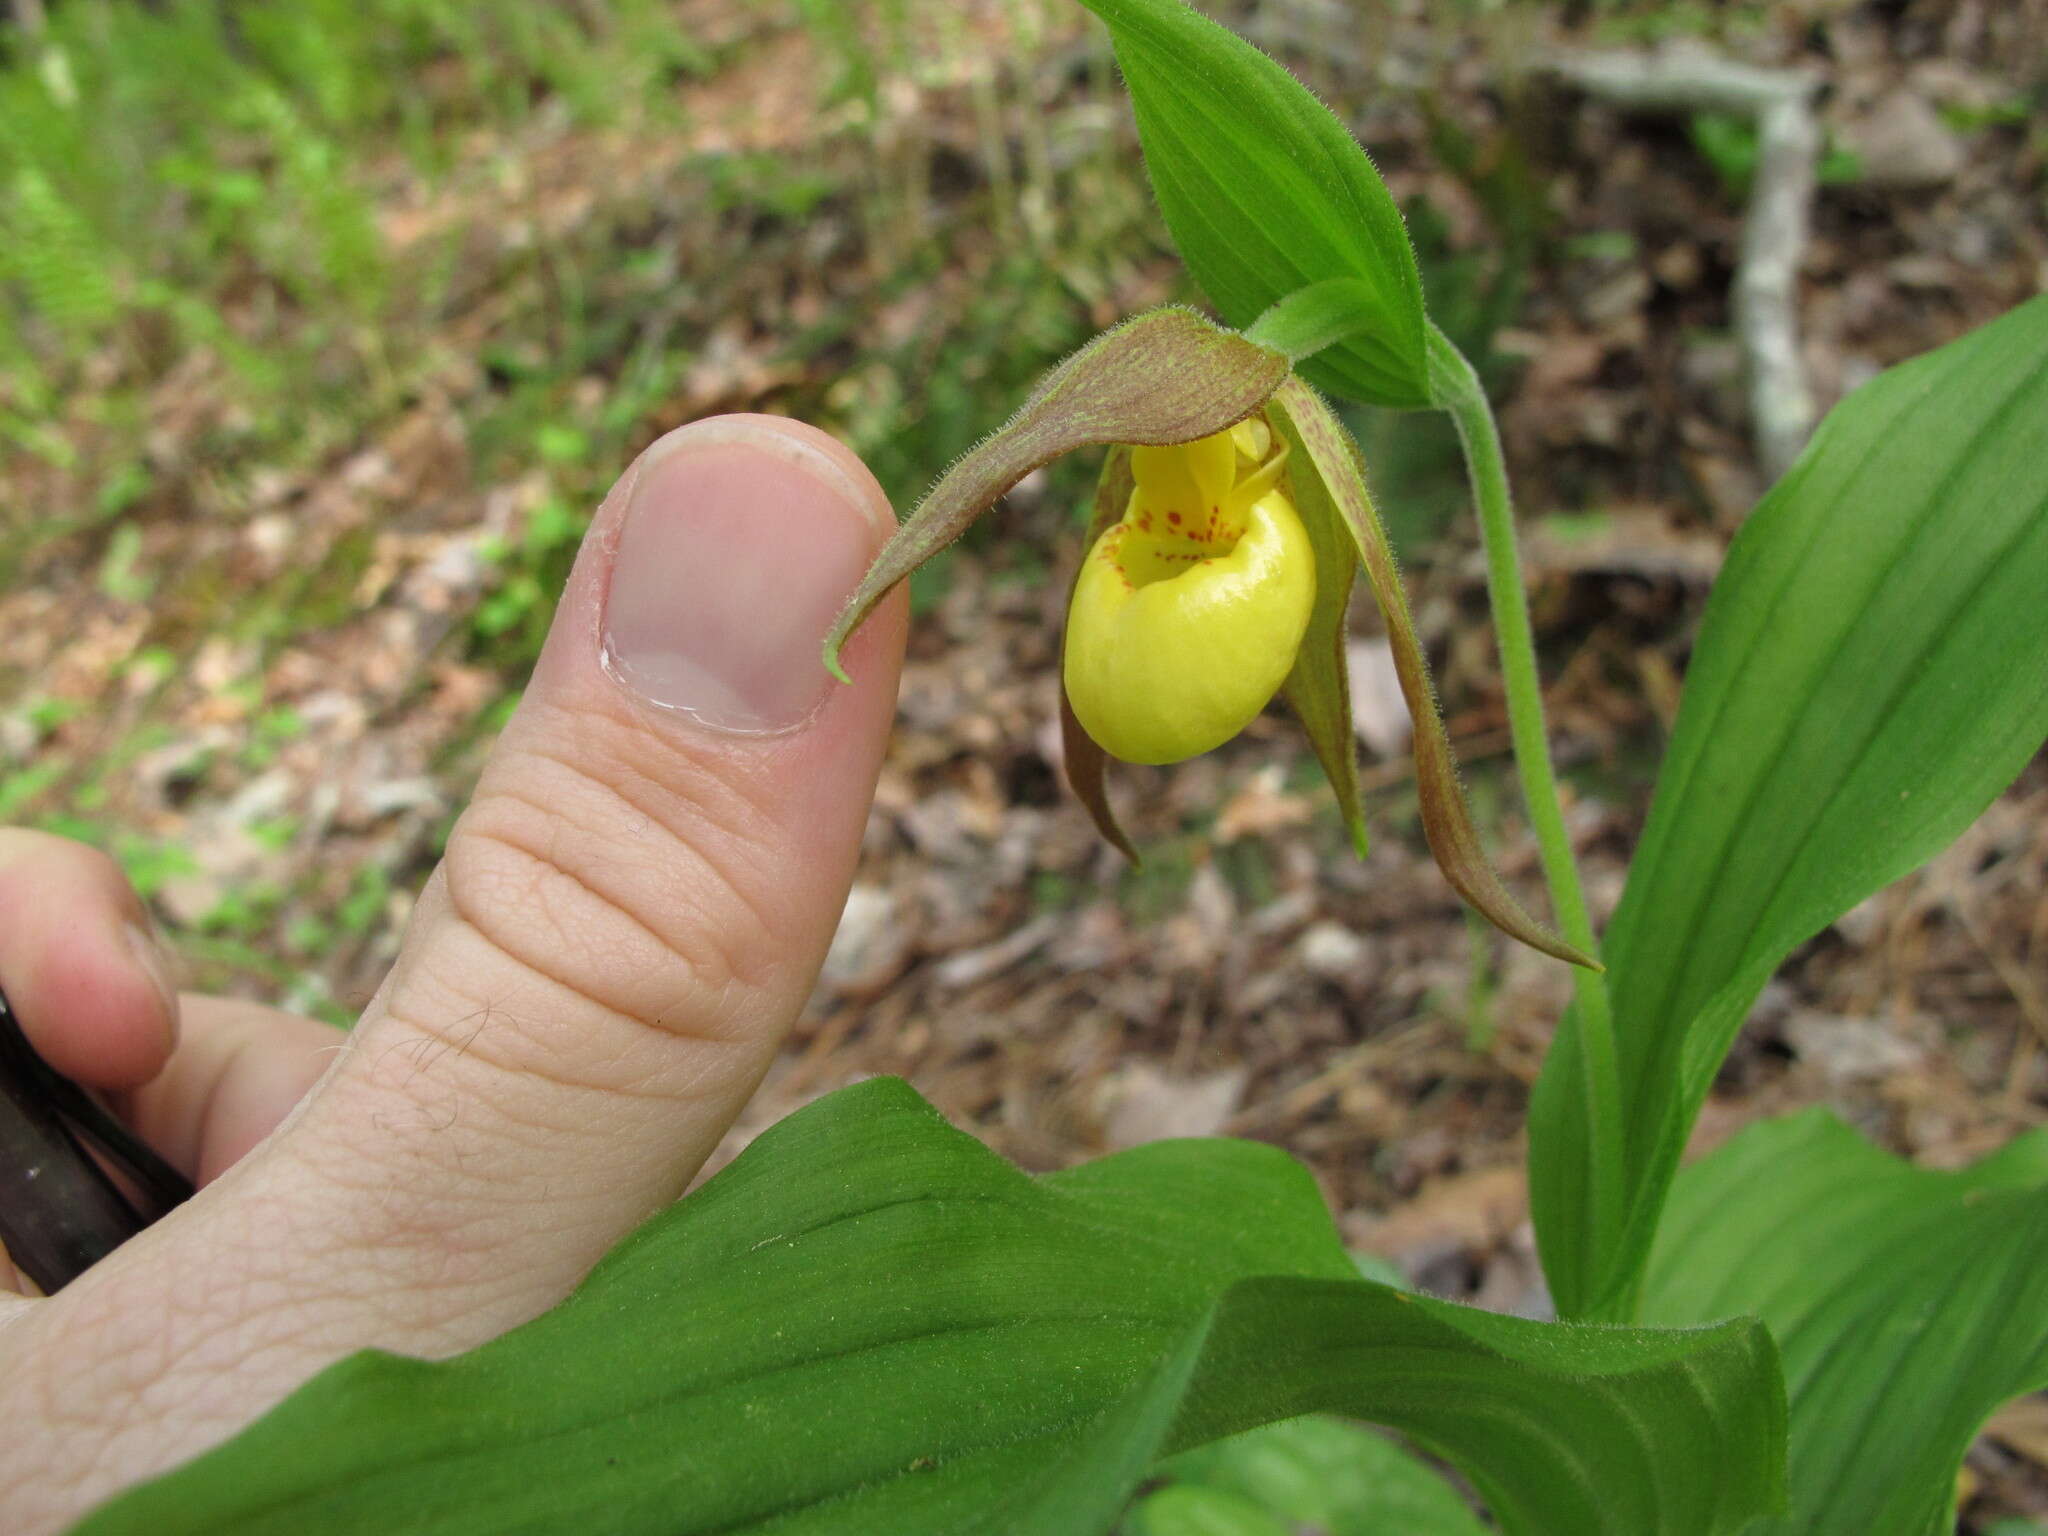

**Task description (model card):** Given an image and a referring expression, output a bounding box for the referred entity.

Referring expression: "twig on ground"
[1546,43,1822,485]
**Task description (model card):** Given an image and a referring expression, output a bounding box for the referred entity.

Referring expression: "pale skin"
[0,415,909,1533]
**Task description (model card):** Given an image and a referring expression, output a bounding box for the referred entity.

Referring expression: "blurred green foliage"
[1687,111,1864,201]
[1,0,1168,639]
[6,0,1742,990]
[0,0,1173,990]
[0,0,703,384]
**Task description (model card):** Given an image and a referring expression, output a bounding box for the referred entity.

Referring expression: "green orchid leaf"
[1642,1110,2048,1536]
[1077,0,1429,409]
[1126,1485,1293,1536]
[824,306,1289,680]
[1269,377,1597,968]
[1061,445,1141,860]
[1146,1271,1782,1536]
[1530,295,2048,1320]
[1141,1415,1489,1536]
[79,1079,1782,1536]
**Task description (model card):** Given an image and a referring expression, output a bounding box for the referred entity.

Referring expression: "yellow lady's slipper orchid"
[822,307,1595,969]
[1063,420,1314,765]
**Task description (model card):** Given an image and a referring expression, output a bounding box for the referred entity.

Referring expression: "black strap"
[0,987,194,1292]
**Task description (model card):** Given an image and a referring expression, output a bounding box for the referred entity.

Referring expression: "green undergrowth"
[1,0,712,536]
[0,0,1172,997]
[0,0,1557,1003]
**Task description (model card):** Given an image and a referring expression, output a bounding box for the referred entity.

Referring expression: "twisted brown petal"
[1270,377,1600,970]
[823,308,1290,680]
[1057,446,1139,862]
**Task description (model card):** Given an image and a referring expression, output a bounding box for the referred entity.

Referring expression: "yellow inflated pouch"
[1064,423,1313,765]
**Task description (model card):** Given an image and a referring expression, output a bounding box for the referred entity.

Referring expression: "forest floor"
[3,0,2047,1524]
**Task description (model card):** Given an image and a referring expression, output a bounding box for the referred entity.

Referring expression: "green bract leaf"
[80,1079,1782,1536]
[1241,278,1384,364]
[1077,0,1429,409]
[1642,1111,2048,1536]
[1141,1416,1489,1536]
[1269,378,1597,969]
[823,306,1289,680]
[1531,295,2048,1319]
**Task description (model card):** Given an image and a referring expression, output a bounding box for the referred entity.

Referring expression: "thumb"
[303,412,908,1311]
[1,415,906,1525]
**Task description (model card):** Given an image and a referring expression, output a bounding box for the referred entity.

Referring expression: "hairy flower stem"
[1427,325,1625,1292]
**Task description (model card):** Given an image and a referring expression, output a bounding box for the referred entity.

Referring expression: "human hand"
[0,415,907,1533]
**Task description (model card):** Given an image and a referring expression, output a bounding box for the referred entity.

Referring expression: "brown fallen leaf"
[1214,764,1313,843]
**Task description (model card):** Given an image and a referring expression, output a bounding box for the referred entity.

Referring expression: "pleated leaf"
[1530,295,2048,1319]
[1077,0,1429,409]
[1131,1415,1489,1536]
[1642,1111,2048,1536]
[1127,1486,1293,1536]
[79,1078,1781,1536]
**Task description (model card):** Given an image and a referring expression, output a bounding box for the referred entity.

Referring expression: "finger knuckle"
[439,713,788,1038]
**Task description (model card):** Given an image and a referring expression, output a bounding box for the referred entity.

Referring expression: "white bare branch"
[1548,43,1823,485]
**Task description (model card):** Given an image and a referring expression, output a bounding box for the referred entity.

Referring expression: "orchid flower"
[824,308,1595,970]
[1064,422,1312,766]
